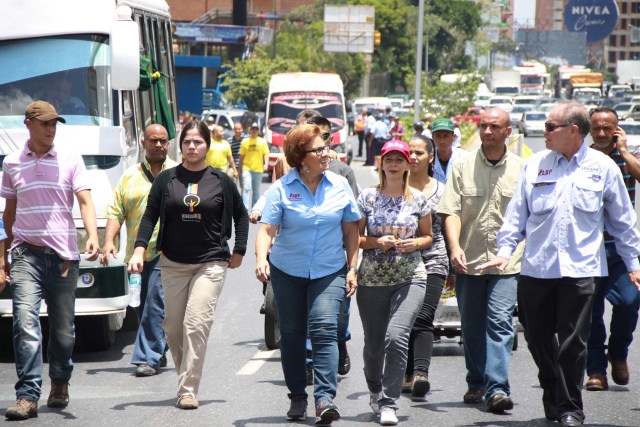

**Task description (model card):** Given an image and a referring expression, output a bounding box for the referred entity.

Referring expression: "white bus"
[264,72,351,173]
[0,0,179,350]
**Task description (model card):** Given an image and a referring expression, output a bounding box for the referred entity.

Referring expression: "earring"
[302,163,310,173]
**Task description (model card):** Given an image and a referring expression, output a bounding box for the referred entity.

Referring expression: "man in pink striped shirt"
[2,101,99,421]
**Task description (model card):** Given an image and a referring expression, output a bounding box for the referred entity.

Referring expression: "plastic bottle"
[128,273,142,308]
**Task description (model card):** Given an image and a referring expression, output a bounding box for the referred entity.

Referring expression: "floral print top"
[357,187,429,287]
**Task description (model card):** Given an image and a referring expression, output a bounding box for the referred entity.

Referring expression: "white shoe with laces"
[380,407,398,426]
[369,392,381,416]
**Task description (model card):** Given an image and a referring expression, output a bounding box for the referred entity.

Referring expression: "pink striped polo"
[0,141,91,260]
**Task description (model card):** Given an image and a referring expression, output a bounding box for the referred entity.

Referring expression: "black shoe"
[159,354,168,368]
[486,393,513,413]
[411,374,430,401]
[306,368,314,386]
[286,397,307,420]
[463,388,484,403]
[560,414,583,426]
[259,303,265,314]
[337,342,351,375]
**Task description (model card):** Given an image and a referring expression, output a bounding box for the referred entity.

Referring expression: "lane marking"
[237,349,277,375]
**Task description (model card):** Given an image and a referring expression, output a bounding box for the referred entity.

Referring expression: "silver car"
[518,111,548,137]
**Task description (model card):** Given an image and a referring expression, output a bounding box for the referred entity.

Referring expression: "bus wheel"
[77,315,115,352]
[264,280,280,350]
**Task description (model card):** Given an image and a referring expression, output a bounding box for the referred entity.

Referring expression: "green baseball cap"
[431,118,455,132]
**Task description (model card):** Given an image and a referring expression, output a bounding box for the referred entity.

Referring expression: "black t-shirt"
[438,158,449,173]
[162,166,226,263]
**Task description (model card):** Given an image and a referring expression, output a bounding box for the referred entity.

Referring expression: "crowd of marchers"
[1,98,639,427]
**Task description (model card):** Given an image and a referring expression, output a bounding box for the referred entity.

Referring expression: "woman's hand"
[127,248,145,274]
[377,235,397,251]
[395,238,420,253]
[255,258,270,283]
[345,270,358,297]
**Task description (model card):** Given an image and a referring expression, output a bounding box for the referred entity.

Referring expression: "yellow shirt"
[240,136,269,172]
[105,158,178,262]
[437,148,525,275]
[205,138,232,170]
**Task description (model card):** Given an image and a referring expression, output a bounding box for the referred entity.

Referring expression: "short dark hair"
[590,107,618,121]
[306,115,331,129]
[296,109,321,124]
[179,120,211,152]
[284,124,321,168]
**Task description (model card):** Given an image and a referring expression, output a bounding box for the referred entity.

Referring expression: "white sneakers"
[369,392,381,415]
[380,407,398,426]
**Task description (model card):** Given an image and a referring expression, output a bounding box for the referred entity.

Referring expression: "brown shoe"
[5,399,38,420]
[585,373,608,391]
[176,395,199,410]
[47,382,69,408]
[402,374,413,393]
[463,388,484,404]
[608,354,630,385]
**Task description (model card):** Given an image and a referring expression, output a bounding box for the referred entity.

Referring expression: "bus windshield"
[0,35,112,128]
[268,91,345,135]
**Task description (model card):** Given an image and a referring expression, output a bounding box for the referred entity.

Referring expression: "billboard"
[516,30,587,66]
[564,0,619,43]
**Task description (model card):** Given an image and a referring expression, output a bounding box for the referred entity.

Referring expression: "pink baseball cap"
[381,140,410,162]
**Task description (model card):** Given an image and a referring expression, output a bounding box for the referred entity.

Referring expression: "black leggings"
[406,274,446,377]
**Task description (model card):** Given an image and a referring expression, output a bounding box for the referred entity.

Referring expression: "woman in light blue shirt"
[255,124,360,425]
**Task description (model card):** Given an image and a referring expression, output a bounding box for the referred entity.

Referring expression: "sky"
[513,0,536,25]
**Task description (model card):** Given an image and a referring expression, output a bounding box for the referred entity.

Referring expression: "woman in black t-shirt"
[129,121,248,410]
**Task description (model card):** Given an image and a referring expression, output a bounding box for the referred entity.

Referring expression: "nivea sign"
[564,0,619,43]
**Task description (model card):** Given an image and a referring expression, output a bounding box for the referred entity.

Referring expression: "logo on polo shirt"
[288,192,302,201]
[538,168,553,176]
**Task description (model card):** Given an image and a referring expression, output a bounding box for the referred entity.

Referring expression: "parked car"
[614,103,640,121]
[200,109,262,140]
[619,121,640,146]
[519,111,548,137]
[488,95,514,112]
[509,105,533,129]
[453,107,484,127]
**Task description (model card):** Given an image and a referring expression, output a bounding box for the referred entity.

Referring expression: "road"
[0,135,638,426]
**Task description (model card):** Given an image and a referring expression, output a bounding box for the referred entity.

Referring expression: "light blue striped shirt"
[497,142,640,278]
[260,169,361,279]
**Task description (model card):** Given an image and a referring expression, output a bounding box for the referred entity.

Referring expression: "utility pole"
[413,0,424,124]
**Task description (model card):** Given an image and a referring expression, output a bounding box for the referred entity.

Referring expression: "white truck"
[488,70,521,96]
[616,60,640,88]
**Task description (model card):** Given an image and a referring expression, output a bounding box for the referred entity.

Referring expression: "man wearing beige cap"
[3,101,100,420]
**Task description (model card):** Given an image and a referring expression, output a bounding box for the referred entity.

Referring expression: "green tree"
[406,72,481,118]
[220,56,299,111]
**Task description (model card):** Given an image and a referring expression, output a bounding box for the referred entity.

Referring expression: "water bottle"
[128,273,142,308]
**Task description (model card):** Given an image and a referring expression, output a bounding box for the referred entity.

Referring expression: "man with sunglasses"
[584,107,640,393]
[478,101,640,427]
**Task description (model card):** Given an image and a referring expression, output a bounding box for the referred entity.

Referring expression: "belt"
[21,242,57,255]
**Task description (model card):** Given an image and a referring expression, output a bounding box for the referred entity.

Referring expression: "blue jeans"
[306,296,351,369]
[588,250,640,374]
[270,263,345,403]
[456,274,517,400]
[131,256,167,369]
[10,245,79,401]
[357,279,426,411]
[242,169,263,209]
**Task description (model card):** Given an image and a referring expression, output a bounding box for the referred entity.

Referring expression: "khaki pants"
[159,256,227,398]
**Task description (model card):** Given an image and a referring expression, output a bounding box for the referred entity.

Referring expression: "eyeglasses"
[304,145,331,156]
[544,122,571,132]
[321,132,331,141]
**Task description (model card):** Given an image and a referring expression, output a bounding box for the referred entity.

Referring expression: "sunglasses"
[304,145,331,156]
[544,122,571,132]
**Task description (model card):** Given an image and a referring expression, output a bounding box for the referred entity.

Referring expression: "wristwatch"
[348,267,358,274]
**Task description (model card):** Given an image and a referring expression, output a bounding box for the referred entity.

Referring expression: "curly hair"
[284,124,321,168]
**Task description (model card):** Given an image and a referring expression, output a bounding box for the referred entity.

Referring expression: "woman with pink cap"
[356,140,433,425]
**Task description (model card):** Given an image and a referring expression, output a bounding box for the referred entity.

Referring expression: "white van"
[264,72,351,172]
